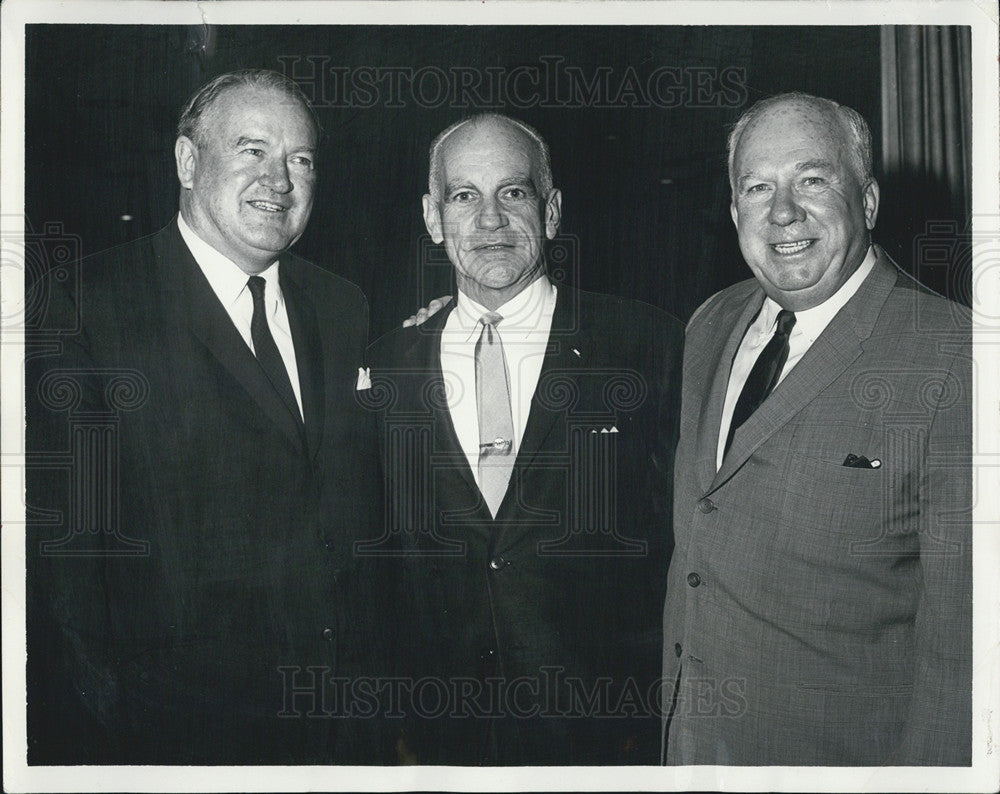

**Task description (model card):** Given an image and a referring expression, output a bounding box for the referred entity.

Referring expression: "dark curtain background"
[880,25,973,305]
[25,25,968,340]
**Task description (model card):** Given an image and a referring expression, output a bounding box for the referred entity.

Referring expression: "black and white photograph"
[2,1,997,791]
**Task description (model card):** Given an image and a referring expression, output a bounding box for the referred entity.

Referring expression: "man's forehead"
[442,119,534,162]
[204,86,314,134]
[737,104,846,164]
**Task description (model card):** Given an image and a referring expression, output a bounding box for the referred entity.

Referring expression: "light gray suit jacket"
[661,249,972,765]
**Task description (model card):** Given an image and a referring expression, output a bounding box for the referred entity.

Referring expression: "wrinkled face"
[175,85,317,274]
[730,100,879,310]
[423,119,561,307]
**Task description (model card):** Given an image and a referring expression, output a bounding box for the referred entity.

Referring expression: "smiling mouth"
[247,200,287,213]
[771,239,815,255]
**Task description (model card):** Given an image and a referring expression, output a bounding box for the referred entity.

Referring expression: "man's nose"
[768,184,805,226]
[475,196,508,230]
[259,156,292,193]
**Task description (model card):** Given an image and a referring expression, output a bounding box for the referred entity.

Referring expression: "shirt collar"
[758,246,877,342]
[177,212,282,310]
[454,274,555,343]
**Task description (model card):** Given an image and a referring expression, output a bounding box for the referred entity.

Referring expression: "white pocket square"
[590,426,619,434]
[356,366,371,390]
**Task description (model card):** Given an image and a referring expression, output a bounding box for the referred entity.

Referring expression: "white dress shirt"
[440,275,558,484]
[717,246,877,469]
[177,214,303,419]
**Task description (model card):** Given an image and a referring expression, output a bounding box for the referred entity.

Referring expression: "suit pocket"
[780,453,886,538]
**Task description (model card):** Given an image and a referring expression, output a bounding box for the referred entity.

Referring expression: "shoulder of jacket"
[686,278,759,331]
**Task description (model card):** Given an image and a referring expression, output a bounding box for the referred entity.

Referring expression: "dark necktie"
[475,312,516,517]
[246,275,302,427]
[725,309,796,455]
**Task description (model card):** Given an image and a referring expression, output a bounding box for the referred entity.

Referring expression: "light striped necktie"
[475,311,515,517]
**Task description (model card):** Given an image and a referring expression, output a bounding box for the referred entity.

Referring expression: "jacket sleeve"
[897,345,973,764]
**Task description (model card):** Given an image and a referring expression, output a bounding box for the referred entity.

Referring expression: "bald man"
[364,114,684,765]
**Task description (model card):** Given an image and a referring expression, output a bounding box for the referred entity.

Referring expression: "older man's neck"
[458,268,546,312]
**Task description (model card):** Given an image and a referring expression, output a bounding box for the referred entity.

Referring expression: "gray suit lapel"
[709,253,899,493]
[694,291,764,493]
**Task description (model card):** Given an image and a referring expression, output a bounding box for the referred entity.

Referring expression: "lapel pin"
[572,348,581,357]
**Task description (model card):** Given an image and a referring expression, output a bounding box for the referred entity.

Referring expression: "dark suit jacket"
[25,219,389,764]
[662,250,972,765]
[365,286,684,765]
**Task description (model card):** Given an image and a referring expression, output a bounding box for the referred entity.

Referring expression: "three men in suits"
[365,114,684,764]
[661,93,972,765]
[26,70,386,764]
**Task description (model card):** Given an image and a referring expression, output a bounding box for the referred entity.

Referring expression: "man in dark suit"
[662,93,972,765]
[364,114,683,765]
[26,70,387,764]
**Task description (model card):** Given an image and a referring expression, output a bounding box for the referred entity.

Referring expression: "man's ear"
[422,194,444,244]
[544,188,562,240]
[175,136,198,190]
[863,179,880,230]
[730,200,739,229]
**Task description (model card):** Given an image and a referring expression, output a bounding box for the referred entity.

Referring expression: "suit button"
[489,557,506,571]
[321,627,335,641]
[687,572,701,587]
[674,642,682,657]
[697,498,716,513]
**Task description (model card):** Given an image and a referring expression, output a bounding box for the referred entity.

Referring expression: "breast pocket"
[780,453,887,542]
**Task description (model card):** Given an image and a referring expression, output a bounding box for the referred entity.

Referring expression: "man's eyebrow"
[795,159,836,172]
[235,136,268,147]
[735,171,762,188]
[498,175,537,191]
[442,180,475,196]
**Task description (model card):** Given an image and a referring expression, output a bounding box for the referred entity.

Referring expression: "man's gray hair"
[177,69,322,147]
[427,113,553,200]
[726,92,874,192]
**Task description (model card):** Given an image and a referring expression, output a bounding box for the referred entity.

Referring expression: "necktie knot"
[247,275,266,303]
[478,312,503,345]
[774,309,796,337]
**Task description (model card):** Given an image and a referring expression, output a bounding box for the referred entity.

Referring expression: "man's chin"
[242,230,300,256]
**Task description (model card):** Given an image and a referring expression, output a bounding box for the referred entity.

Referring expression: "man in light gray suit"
[661,92,971,765]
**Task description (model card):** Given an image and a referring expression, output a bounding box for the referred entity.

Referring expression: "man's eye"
[450,191,476,203]
[504,187,527,200]
[241,148,264,157]
[745,183,770,194]
[290,155,313,169]
[802,176,826,187]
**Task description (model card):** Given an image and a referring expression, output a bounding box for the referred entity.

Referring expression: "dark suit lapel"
[402,301,483,508]
[710,253,899,492]
[693,290,763,493]
[156,220,305,453]
[510,286,590,477]
[280,267,324,461]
